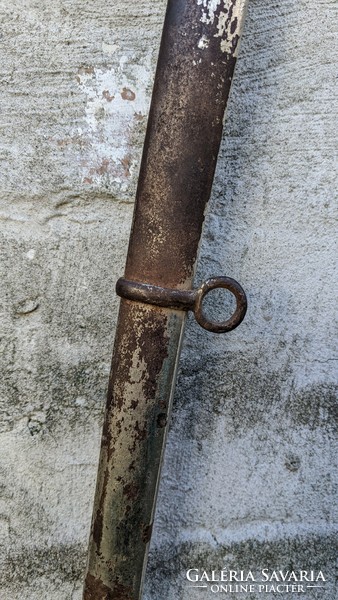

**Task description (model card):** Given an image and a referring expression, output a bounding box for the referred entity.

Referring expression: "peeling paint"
[85,301,182,597]
[197,0,247,56]
[217,0,247,55]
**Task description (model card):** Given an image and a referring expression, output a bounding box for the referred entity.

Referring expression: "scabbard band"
[116,276,247,334]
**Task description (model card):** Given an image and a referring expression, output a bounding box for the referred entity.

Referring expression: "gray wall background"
[0,0,337,598]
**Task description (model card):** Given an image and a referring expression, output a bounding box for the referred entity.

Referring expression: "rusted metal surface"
[193,276,247,333]
[116,277,196,310]
[116,276,247,333]
[83,0,248,598]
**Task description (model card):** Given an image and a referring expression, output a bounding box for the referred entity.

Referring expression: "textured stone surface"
[0,0,337,598]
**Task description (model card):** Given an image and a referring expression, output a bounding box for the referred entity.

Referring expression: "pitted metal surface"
[84,1,248,598]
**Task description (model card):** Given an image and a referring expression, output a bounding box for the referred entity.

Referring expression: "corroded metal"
[116,276,247,334]
[83,0,248,598]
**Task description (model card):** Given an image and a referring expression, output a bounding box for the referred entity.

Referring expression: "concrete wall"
[0,0,336,598]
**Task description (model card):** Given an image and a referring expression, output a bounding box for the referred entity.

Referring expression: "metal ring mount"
[116,276,247,334]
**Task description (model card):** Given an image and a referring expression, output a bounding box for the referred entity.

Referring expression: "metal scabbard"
[83,1,248,598]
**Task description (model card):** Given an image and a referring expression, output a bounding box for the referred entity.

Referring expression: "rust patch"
[137,312,169,399]
[134,421,147,442]
[92,509,103,555]
[92,467,110,554]
[142,522,153,544]
[117,268,247,335]
[128,420,148,454]
[124,0,238,287]
[87,304,172,591]
[121,87,136,101]
[101,414,112,456]
[123,482,139,501]
[84,573,133,600]
[156,413,167,428]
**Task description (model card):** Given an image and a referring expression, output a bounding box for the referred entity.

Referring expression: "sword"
[83,1,248,598]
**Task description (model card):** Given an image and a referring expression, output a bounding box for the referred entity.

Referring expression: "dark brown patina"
[84,0,248,598]
[116,276,247,334]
